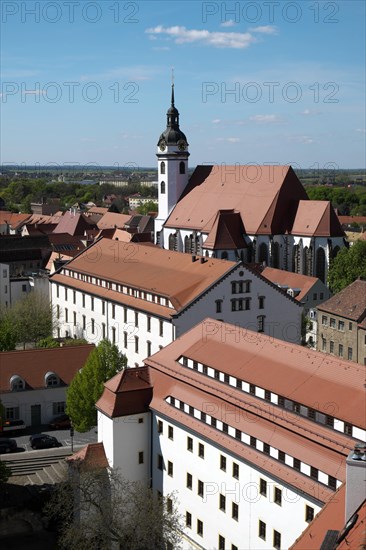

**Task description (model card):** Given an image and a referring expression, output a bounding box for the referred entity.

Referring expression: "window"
[348,347,353,361]
[138,451,144,464]
[65,288,68,300]
[135,336,139,353]
[73,290,76,304]
[263,442,270,455]
[158,420,163,434]
[73,311,77,326]
[338,320,344,331]
[123,331,128,348]
[167,461,173,477]
[322,315,327,325]
[306,505,314,523]
[159,320,164,337]
[46,373,59,387]
[278,450,286,463]
[330,341,334,353]
[218,535,225,550]
[186,473,192,489]
[219,494,226,512]
[147,316,151,332]
[91,318,95,334]
[166,498,173,513]
[168,426,174,440]
[320,292,324,299]
[147,341,151,356]
[5,406,20,420]
[215,299,223,313]
[322,338,326,351]
[197,519,203,537]
[233,462,239,479]
[273,530,281,549]
[56,305,60,319]
[328,476,337,490]
[250,436,256,447]
[91,297,94,311]
[349,322,353,331]
[259,478,267,496]
[160,181,165,194]
[330,318,336,328]
[135,311,138,327]
[220,455,226,471]
[232,502,239,521]
[179,161,186,174]
[186,512,192,528]
[338,344,343,358]
[160,161,165,174]
[344,423,352,436]
[82,294,85,308]
[310,467,318,480]
[293,458,301,471]
[187,437,193,451]
[259,296,265,309]
[123,308,127,323]
[82,315,86,330]
[274,487,282,506]
[157,454,163,470]
[53,401,65,415]
[2,269,6,278]
[257,315,265,333]
[313,292,317,300]
[198,443,204,458]
[65,308,68,323]
[259,520,266,540]
[198,480,204,497]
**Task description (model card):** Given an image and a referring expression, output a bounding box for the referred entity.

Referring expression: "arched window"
[168,233,176,251]
[184,235,191,253]
[292,244,300,273]
[45,372,60,387]
[258,243,268,265]
[160,181,166,194]
[160,161,165,175]
[316,248,326,283]
[10,375,25,392]
[179,161,185,174]
[272,242,280,268]
[332,245,340,259]
[303,247,309,275]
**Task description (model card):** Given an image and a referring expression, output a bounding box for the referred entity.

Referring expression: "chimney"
[345,442,366,522]
[200,257,205,264]
[191,255,196,262]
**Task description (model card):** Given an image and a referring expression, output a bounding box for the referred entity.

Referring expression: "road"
[1,426,98,453]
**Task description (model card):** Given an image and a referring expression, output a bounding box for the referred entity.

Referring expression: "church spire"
[171,68,175,107]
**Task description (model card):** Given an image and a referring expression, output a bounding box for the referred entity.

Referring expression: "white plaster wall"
[10,279,31,304]
[1,387,68,426]
[0,263,10,308]
[152,414,322,550]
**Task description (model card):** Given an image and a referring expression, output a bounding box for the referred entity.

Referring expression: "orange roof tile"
[292,201,344,236]
[204,210,247,250]
[66,442,109,468]
[262,267,322,301]
[97,212,132,230]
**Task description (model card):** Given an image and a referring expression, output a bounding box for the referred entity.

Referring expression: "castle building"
[154,87,345,283]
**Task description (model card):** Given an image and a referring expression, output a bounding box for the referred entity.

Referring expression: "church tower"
[155,83,189,244]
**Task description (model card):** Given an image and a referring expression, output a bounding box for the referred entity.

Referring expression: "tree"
[45,467,182,550]
[66,340,127,432]
[328,241,366,293]
[0,460,11,484]
[136,200,158,215]
[0,309,18,351]
[12,291,57,348]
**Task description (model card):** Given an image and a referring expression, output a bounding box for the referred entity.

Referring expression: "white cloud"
[80,65,159,81]
[249,25,278,35]
[212,119,221,124]
[221,20,236,28]
[145,25,257,49]
[217,137,241,143]
[301,108,322,116]
[287,135,315,144]
[249,114,284,124]
[355,128,366,133]
[80,138,95,143]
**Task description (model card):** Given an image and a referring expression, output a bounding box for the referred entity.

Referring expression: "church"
[154,86,346,283]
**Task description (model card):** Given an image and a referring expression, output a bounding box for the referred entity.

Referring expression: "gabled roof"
[53,211,97,236]
[66,442,109,469]
[204,210,247,250]
[0,344,95,392]
[0,212,32,230]
[317,279,366,321]
[165,165,308,234]
[262,267,323,301]
[292,201,344,237]
[97,212,132,230]
[96,366,152,418]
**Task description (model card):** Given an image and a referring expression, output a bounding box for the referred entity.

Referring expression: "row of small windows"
[5,402,65,421]
[165,395,341,490]
[9,372,60,392]
[56,282,171,309]
[321,338,354,360]
[321,316,347,331]
[177,356,365,441]
[160,161,186,176]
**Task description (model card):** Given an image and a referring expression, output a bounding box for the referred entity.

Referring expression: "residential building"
[50,237,303,366]
[96,319,365,550]
[261,267,332,348]
[154,85,345,283]
[317,279,366,365]
[0,344,94,427]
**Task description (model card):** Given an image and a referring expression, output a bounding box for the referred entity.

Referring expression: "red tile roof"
[292,200,344,236]
[262,267,321,301]
[53,211,97,236]
[166,165,307,235]
[97,212,132,230]
[66,442,109,469]
[0,212,32,230]
[0,344,95,392]
[204,210,247,250]
[317,279,366,321]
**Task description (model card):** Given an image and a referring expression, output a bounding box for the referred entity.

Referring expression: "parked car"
[29,434,61,450]
[2,419,26,434]
[49,414,71,430]
[0,437,17,454]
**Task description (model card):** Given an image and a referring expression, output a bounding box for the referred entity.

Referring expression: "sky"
[1,0,365,170]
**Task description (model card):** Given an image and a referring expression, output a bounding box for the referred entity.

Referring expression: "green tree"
[66,340,126,432]
[328,241,366,293]
[45,467,182,550]
[0,310,18,351]
[136,200,158,215]
[13,291,57,348]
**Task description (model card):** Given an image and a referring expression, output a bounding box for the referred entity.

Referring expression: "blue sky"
[1,0,365,169]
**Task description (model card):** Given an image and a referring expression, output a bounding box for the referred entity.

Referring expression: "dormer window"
[10,375,25,392]
[45,371,59,387]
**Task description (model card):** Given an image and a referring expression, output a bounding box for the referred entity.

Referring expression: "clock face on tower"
[159,140,167,151]
[178,140,187,151]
